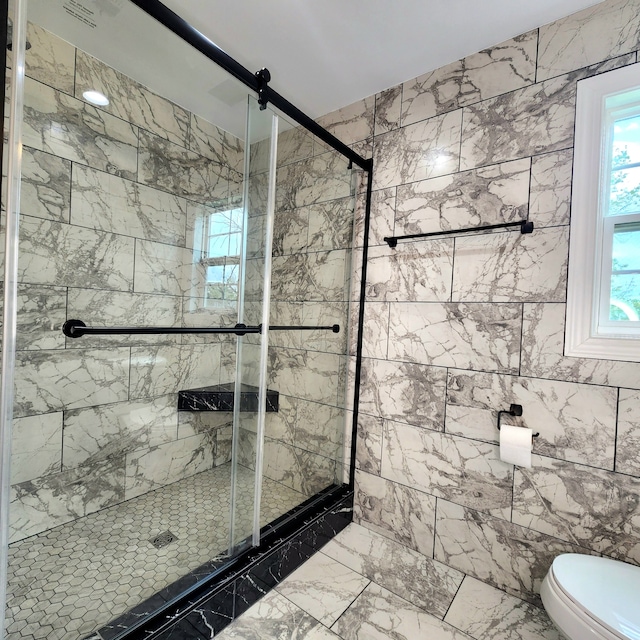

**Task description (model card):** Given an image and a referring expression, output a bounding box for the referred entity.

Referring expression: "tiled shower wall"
[240,127,355,498]
[7,23,244,544]
[322,0,640,604]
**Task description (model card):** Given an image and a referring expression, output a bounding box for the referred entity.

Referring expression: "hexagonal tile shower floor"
[4,464,305,640]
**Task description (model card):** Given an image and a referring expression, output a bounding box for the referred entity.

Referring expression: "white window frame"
[566,63,640,362]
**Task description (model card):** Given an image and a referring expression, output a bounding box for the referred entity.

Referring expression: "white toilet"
[541,554,640,640]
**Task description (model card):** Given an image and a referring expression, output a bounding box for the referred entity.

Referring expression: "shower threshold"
[4,464,305,640]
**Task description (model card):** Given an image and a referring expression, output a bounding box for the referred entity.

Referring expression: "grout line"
[442,574,466,622]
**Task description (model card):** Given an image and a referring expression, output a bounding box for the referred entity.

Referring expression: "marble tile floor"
[214,522,567,640]
[4,463,305,640]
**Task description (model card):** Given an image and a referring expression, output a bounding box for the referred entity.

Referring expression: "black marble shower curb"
[93,485,353,640]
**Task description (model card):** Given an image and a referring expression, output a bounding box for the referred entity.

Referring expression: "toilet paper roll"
[500,424,533,468]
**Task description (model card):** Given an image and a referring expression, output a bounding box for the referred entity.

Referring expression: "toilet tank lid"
[552,554,640,639]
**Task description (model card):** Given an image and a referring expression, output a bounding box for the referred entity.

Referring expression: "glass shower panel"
[229,96,277,552]
[260,114,357,522]
[2,2,264,638]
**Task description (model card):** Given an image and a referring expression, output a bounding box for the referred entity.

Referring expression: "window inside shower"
[0,1,358,638]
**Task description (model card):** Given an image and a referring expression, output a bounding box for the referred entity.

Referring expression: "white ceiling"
[29,0,604,138]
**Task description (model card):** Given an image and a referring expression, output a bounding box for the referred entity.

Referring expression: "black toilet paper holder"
[497,404,539,437]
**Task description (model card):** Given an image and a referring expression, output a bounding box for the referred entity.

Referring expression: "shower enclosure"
[0,1,372,638]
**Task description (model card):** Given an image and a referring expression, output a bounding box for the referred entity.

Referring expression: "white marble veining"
[23,78,138,179]
[521,303,640,389]
[276,552,369,626]
[316,96,375,146]
[190,113,244,174]
[513,455,640,564]
[617,389,640,477]
[359,357,447,430]
[373,109,462,190]
[24,22,75,94]
[71,164,188,246]
[367,238,453,302]
[10,412,63,485]
[388,302,522,373]
[537,0,640,81]
[382,421,513,518]
[451,227,569,302]
[394,158,530,237]
[529,149,573,227]
[14,284,66,351]
[75,50,190,147]
[446,369,618,468]
[322,522,464,617]
[354,470,436,557]
[374,86,402,136]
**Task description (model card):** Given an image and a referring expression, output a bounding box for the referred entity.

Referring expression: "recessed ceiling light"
[83,90,110,107]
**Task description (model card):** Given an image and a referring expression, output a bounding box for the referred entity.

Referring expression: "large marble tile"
[452,226,569,302]
[276,149,353,211]
[388,302,522,373]
[367,238,453,302]
[444,576,564,640]
[617,389,640,477]
[63,395,178,469]
[373,109,462,190]
[9,458,125,543]
[216,590,330,640]
[24,22,75,94]
[513,455,640,564]
[71,165,188,246]
[14,284,66,351]
[394,158,530,237]
[537,0,640,81]
[18,216,134,291]
[11,412,63,484]
[271,208,309,257]
[124,432,215,500]
[275,124,315,168]
[129,343,222,400]
[361,302,389,359]
[75,51,189,146]
[521,303,640,389]
[434,499,593,603]
[178,410,232,440]
[321,522,464,618]
[133,239,205,297]
[354,470,436,557]
[529,149,573,228]
[137,130,229,205]
[461,56,635,171]
[21,146,71,223]
[353,187,395,249]
[401,31,536,127]
[457,31,538,108]
[460,76,573,171]
[446,369,618,468]
[295,399,344,461]
[13,348,130,418]
[355,414,383,475]
[23,78,138,179]
[307,197,355,252]
[374,86,402,136]
[267,346,341,406]
[66,288,181,349]
[271,250,348,302]
[316,96,375,146]
[301,301,349,355]
[276,552,369,626]
[263,439,336,496]
[401,59,464,126]
[359,357,447,430]
[190,113,244,174]
[382,421,513,518]
[333,581,472,640]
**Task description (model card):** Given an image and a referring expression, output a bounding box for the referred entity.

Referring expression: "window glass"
[609,222,640,321]
[609,114,640,215]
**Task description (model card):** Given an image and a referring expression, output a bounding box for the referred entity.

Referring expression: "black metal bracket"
[255,67,271,110]
[497,403,539,437]
[384,219,534,248]
[62,319,340,339]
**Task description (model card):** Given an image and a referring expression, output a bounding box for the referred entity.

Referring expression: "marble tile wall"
[325,0,640,604]
[8,23,245,543]
[243,122,356,499]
